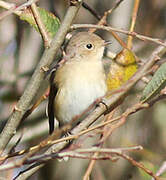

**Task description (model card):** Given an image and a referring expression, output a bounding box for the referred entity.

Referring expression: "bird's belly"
[54,81,106,124]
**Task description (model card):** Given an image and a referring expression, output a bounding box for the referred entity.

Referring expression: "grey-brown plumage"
[48,32,107,134]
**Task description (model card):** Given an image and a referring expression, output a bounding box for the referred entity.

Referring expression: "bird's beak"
[104,41,112,46]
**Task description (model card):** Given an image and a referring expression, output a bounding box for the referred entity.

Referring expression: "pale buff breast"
[54,60,107,124]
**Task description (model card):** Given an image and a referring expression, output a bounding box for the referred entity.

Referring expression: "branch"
[71,24,166,47]
[82,2,101,20]
[115,151,160,180]
[30,3,51,47]
[0,146,142,171]
[151,161,166,180]
[0,0,39,19]
[127,0,140,49]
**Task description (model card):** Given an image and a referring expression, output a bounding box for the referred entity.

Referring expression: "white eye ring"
[85,43,94,50]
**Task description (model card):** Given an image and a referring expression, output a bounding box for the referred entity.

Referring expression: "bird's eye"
[85,43,93,50]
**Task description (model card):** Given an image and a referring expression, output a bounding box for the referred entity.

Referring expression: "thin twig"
[127,0,140,49]
[21,88,49,122]
[82,2,101,20]
[82,112,115,180]
[83,151,100,180]
[151,161,166,180]
[71,24,166,47]
[30,3,52,47]
[0,0,39,20]
[89,0,124,31]
[0,146,142,171]
[83,138,105,180]
[115,152,160,180]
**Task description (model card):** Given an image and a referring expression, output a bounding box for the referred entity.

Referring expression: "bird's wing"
[48,70,58,134]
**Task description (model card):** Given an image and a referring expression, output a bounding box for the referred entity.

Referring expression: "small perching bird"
[48,32,109,134]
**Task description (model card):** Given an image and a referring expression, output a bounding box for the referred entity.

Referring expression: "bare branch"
[127,0,140,49]
[0,0,39,19]
[71,24,166,47]
[30,3,51,47]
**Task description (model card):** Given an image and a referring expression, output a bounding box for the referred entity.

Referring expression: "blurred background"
[0,0,166,179]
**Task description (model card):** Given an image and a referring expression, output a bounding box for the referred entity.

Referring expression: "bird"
[48,32,108,134]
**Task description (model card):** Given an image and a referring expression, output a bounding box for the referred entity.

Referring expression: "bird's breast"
[54,60,107,124]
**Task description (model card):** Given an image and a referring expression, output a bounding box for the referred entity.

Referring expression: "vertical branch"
[30,3,51,48]
[83,152,100,180]
[127,0,140,49]
[83,111,115,179]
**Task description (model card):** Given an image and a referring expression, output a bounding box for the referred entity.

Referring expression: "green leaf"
[141,62,166,102]
[19,7,60,39]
